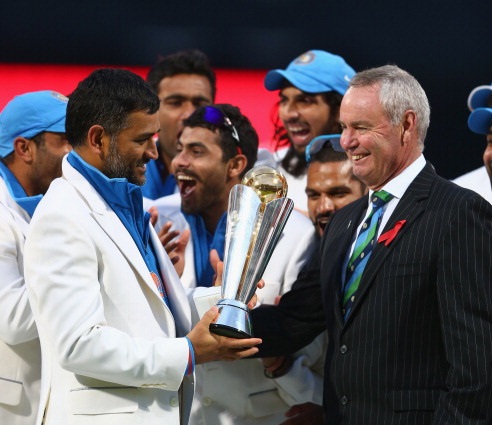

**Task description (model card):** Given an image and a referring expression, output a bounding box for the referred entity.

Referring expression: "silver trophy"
[209,165,294,338]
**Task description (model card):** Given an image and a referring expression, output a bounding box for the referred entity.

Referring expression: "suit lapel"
[326,198,368,328]
[343,163,435,326]
[63,160,165,304]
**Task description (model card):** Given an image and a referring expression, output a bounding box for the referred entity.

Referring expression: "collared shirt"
[0,161,42,217]
[373,154,426,237]
[67,151,195,375]
[345,155,426,266]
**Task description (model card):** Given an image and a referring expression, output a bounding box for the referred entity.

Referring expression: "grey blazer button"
[170,397,179,407]
[341,396,348,405]
[340,345,348,354]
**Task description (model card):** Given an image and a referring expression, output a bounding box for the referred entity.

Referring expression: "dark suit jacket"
[251,163,492,424]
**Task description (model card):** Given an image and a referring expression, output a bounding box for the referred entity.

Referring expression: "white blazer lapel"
[149,227,192,334]
[63,159,164,303]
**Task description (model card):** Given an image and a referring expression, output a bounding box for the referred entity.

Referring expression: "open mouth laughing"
[176,173,197,197]
[285,124,311,146]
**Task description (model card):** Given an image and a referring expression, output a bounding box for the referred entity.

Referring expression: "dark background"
[1,0,490,179]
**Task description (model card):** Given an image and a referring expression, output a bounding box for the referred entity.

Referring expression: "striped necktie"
[342,190,393,320]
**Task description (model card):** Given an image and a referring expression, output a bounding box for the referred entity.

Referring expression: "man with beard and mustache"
[265,50,355,215]
[0,90,70,425]
[142,49,216,199]
[304,135,367,238]
[23,69,262,425]
[453,81,492,204]
[148,104,325,425]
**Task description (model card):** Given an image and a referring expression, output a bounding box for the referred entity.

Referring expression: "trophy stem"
[209,299,253,339]
[237,209,264,301]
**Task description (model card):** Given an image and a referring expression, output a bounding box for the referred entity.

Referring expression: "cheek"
[307,200,317,217]
[278,104,288,121]
[159,109,178,127]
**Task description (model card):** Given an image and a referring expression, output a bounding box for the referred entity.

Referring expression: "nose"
[146,137,158,160]
[181,101,196,121]
[317,194,335,215]
[172,149,190,171]
[340,128,355,151]
[279,101,299,122]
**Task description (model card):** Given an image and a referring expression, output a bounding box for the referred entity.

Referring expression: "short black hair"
[146,49,217,101]
[310,141,348,164]
[66,68,159,147]
[309,143,366,192]
[183,104,258,177]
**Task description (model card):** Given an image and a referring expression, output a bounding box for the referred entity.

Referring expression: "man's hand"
[280,402,324,425]
[187,306,262,363]
[211,255,264,309]
[159,226,190,277]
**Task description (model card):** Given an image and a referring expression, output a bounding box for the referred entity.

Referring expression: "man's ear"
[13,137,34,164]
[228,154,248,179]
[87,125,105,154]
[401,110,417,145]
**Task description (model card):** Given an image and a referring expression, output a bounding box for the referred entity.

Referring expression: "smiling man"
[143,49,216,199]
[148,104,323,425]
[264,50,355,213]
[304,135,366,237]
[23,69,261,425]
[251,65,492,425]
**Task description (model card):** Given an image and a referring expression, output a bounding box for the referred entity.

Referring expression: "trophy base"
[209,299,253,339]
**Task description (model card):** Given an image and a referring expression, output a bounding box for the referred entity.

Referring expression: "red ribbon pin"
[378,220,407,247]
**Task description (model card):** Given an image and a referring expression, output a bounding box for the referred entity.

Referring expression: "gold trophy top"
[241,165,288,203]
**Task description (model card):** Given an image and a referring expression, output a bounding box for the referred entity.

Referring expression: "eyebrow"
[177,140,208,149]
[163,93,211,102]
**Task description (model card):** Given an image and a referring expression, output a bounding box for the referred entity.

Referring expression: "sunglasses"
[305,134,344,163]
[203,106,242,154]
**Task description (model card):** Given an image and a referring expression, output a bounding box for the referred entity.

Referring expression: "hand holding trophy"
[209,165,294,338]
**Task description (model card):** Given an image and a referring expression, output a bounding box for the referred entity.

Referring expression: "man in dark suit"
[251,65,492,425]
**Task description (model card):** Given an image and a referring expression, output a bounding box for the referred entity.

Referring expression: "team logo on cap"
[294,51,315,65]
[50,91,69,103]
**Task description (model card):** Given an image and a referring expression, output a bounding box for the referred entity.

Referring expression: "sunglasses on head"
[202,106,242,154]
[305,134,344,163]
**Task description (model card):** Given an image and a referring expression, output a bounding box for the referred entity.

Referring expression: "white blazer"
[0,177,41,425]
[149,193,324,425]
[25,158,194,425]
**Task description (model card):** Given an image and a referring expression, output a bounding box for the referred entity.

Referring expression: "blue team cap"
[0,90,68,158]
[467,83,492,111]
[264,50,356,95]
[466,82,492,135]
[468,108,492,135]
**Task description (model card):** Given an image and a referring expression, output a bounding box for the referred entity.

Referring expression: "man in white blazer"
[24,69,261,425]
[147,104,325,425]
[0,90,70,425]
